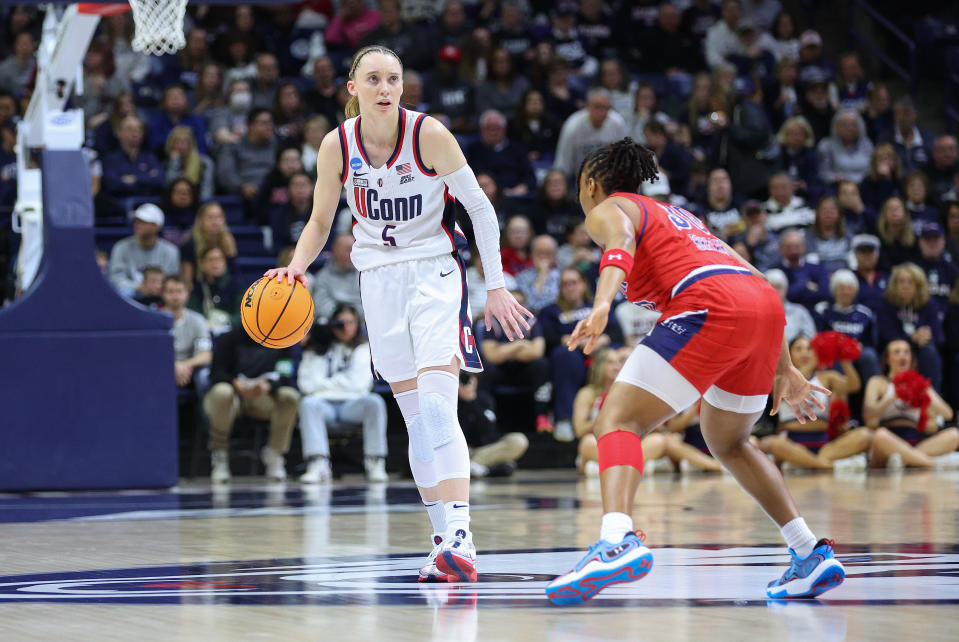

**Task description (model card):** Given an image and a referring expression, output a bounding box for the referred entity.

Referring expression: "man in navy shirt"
[775,229,829,310]
[477,290,552,433]
[466,110,536,197]
[851,234,888,315]
[99,114,164,218]
[914,222,959,313]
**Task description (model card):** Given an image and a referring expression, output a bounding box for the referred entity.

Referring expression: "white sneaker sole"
[766,559,845,598]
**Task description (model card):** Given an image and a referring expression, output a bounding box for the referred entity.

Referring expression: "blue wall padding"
[0,151,177,490]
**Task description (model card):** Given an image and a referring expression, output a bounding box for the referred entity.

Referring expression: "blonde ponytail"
[345,45,402,119]
[345,95,360,119]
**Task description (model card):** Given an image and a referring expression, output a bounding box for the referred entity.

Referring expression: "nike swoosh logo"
[440,269,456,277]
[452,503,468,509]
[354,172,368,176]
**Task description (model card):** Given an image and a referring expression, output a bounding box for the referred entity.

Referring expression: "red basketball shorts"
[616,270,785,414]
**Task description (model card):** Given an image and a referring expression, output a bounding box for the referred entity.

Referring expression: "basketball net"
[127,0,188,56]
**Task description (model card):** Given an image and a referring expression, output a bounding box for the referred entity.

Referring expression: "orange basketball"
[240,277,315,349]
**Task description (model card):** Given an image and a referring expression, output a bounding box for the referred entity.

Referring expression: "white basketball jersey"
[338,108,460,272]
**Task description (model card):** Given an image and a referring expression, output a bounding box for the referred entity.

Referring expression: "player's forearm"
[594,265,626,309]
[288,218,331,273]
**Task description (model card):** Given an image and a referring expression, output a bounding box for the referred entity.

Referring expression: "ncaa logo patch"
[350,157,363,171]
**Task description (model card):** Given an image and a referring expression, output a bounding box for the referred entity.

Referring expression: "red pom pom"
[892,369,931,430]
[810,331,842,368]
[837,334,861,362]
[827,399,851,440]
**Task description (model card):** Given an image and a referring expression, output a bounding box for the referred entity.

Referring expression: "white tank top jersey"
[337,108,466,271]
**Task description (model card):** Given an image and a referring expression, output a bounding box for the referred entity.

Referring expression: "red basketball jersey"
[609,192,744,311]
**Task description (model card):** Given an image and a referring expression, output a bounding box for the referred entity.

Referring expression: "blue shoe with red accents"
[435,529,477,583]
[545,531,653,605]
[766,538,845,599]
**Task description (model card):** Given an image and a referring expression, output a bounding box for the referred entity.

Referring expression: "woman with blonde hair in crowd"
[163,125,214,200]
[180,201,237,285]
[805,196,852,273]
[859,143,901,211]
[876,197,917,270]
[863,340,957,468]
[775,115,822,202]
[877,263,944,391]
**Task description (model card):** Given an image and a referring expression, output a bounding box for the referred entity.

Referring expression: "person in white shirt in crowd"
[765,267,816,342]
[817,109,874,186]
[310,233,363,321]
[298,304,388,483]
[704,0,743,69]
[108,203,180,298]
[764,171,815,232]
[553,89,628,180]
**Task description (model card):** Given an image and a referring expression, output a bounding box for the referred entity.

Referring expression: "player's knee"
[419,391,458,448]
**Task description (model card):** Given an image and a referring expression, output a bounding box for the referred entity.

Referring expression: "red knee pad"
[597,430,645,474]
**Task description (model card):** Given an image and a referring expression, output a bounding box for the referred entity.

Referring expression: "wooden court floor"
[1,469,957,641]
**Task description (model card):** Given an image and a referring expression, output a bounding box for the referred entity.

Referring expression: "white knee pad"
[417,370,470,482]
[408,424,438,488]
[417,371,460,449]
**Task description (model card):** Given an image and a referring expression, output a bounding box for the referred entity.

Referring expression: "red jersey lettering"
[610,192,741,311]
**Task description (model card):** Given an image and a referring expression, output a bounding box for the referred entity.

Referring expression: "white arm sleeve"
[442,164,506,290]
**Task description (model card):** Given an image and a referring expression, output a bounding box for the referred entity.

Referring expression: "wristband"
[600,248,634,274]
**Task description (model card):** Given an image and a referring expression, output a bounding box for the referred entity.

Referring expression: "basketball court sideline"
[1,469,957,640]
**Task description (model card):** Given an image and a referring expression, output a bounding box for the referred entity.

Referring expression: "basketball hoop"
[77,1,187,56]
[127,0,188,56]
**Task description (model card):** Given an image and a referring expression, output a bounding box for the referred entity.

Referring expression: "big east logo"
[353,188,423,222]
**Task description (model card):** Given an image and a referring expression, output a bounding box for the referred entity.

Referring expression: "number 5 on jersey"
[382,225,397,247]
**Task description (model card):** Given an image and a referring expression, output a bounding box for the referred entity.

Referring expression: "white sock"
[780,517,817,557]
[444,501,470,537]
[600,512,633,544]
[423,499,446,538]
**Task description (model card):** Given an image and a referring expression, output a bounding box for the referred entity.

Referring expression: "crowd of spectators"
[2,1,959,477]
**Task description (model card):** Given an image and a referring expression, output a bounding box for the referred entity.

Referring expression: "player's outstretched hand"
[264,266,308,287]
[770,364,831,424]
[485,288,532,341]
[567,303,610,355]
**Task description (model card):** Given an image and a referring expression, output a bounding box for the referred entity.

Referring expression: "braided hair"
[577,137,660,196]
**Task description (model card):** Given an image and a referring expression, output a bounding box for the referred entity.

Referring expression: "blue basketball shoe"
[545,531,653,605]
[766,538,845,599]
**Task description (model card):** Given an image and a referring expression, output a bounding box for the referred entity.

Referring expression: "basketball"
[240,277,315,349]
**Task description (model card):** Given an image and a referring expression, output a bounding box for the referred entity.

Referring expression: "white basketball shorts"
[360,252,482,382]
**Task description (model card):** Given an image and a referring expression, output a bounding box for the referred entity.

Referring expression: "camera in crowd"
[305,318,346,354]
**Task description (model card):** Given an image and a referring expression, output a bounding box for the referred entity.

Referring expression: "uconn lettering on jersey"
[352,187,423,221]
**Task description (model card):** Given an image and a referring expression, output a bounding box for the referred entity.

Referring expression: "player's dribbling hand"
[264,266,309,287]
[770,364,831,424]
[567,304,609,355]
[485,288,532,341]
